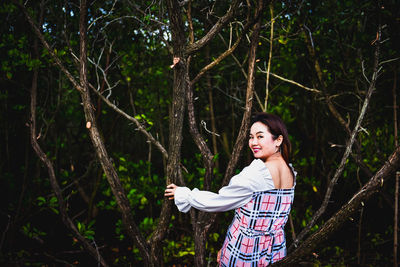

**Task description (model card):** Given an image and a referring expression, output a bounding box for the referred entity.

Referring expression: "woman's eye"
[258,135,263,139]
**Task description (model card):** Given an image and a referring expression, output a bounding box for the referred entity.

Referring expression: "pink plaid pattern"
[219,188,294,266]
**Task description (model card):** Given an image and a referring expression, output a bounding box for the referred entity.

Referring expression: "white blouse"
[174,159,276,213]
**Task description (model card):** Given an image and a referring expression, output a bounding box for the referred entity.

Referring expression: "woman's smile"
[249,122,281,161]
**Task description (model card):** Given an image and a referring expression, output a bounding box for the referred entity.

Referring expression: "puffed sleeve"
[174,159,271,213]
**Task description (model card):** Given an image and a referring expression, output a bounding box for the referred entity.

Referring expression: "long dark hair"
[250,112,292,165]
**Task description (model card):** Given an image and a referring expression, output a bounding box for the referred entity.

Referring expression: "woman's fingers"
[165,184,177,200]
[166,183,177,189]
[217,249,221,264]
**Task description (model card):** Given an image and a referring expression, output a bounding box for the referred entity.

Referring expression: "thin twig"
[257,68,321,93]
[263,3,274,112]
[89,83,168,159]
[88,0,118,30]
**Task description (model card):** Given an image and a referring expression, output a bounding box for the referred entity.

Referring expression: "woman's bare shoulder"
[265,158,293,189]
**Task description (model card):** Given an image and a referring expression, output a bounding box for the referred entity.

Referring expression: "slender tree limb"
[185,0,214,190]
[89,83,168,159]
[275,145,400,265]
[190,17,256,86]
[263,3,274,112]
[185,0,240,55]
[190,0,256,86]
[218,33,248,79]
[28,6,108,265]
[222,0,264,185]
[186,77,214,266]
[302,24,350,133]
[186,75,214,191]
[77,2,152,265]
[257,69,321,93]
[290,23,382,250]
[187,0,195,44]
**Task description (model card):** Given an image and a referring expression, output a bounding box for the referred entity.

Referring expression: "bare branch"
[88,0,118,30]
[379,56,400,66]
[190,24,248,85]
[263,3,274,112]
[201,120,220,137]
[218,33,248,79]
[78,1,152,265]
[223,0,263,186]
[257,68,321,93]
[302,24,351,133]
[185,0,240,55]
[89,83,168,159]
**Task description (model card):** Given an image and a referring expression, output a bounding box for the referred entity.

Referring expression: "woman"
[164,112,296,266]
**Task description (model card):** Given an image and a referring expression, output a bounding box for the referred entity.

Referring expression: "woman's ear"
[276,135,283,146]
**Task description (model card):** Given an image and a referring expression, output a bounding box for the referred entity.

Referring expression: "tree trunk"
[149,1,188,265]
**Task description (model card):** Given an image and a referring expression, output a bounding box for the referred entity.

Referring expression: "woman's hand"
[164,184,177,200]
[217,249,221,264]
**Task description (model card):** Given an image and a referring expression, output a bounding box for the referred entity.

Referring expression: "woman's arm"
[164,175,254,213]
[164,159,273,213]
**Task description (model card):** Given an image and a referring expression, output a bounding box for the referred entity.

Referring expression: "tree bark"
[149,1,188,265]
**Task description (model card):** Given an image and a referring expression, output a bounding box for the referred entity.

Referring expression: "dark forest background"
[0,0,399,266]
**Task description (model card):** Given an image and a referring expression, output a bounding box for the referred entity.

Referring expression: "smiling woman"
[165,112,296,266]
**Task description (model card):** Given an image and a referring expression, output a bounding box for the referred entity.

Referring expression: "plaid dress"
[219,187,295,266]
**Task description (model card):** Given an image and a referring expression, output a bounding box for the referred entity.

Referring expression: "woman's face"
[249,122,281,161]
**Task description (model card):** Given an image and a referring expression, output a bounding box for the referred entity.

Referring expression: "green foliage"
[75,220,96,241]
[21,223,47,240]
[163,235,195,263]
[36,195,59,215]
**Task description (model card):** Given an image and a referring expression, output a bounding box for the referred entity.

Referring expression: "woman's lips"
[252,148,260,153]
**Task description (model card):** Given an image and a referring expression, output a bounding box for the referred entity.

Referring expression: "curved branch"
[78,2,152,265]
[185,0,240,55]
[149,1,187,265]
[190,16,256,86]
